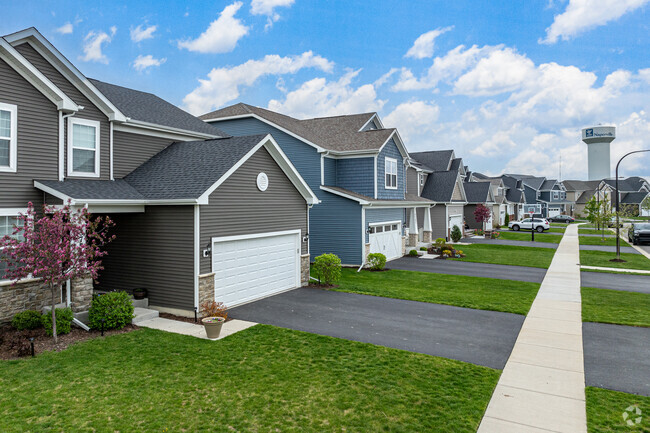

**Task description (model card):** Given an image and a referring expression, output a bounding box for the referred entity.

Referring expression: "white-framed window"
[419,173,425,186]
[67,117,100,177]
[0,102,18,173]
[385,157,397,189]
[0,211,25,282]
[552,191,559,200]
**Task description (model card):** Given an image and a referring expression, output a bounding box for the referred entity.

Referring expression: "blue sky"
[3,0,650,180]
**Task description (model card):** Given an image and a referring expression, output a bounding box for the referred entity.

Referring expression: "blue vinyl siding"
[323,156,336,185]
[539,191,550,201]
[361,120,379,131]
[336,157,374,197]
[364,208,405,243]
[377,139,405,200]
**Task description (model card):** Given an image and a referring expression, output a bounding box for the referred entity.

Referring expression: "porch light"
[366,225,372,234]
[302,233,309,242]
[203,242,212,258]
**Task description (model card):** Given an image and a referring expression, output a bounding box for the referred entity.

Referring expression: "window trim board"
[0,102,18,173]
[67,117,100,178]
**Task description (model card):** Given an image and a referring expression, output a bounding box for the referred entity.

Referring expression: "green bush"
[366,253,386,271]
[88,291,135,331]
[408,249,418,257]
[313,253,342,285]
[504,214,510,225]
[451,225,462,242]
[41,308,74,337]
[11,310,43,330]
[419,247,428,251]
[434,238,446,247]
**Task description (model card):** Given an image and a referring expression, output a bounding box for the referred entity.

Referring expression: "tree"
[0,202,114,342]
[585,193,613,239]
[642,196,650,217]
[473,204,492,230]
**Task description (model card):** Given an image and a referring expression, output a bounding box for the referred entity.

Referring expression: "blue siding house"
[201,104,433,264]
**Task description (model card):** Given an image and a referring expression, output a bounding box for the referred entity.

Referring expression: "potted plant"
[132,288,147,300]
[200,300,228,339]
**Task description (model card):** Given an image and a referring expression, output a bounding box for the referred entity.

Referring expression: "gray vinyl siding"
[361,120,378,131]
[323,156,336,185]
[406,167,418,195]
[113,131,174,178]
[464,204,483,230]
[199,147,308,275]
[14,43,111,180]
[431,205,447,240]
[0,57,58,208]
[43,193,63,205]
[336,157,374,197]
[364,207,405,243]
[98,206,195,310]
[377,139,405,200]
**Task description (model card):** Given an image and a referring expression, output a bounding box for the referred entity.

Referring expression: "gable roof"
[89,79,227,137]
[562,179,600,191]
[540,179,558,190]
[421,170,465,203]
[602,177,647,192]
[576,190,596,204]
[464,182,493,204]
[200,103,402,155]
[409,150,454,172]
[620,191,649,205]
[321,186,434,206]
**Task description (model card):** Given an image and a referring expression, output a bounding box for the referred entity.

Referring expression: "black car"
[548,215,575,223]
[628,223,650,245]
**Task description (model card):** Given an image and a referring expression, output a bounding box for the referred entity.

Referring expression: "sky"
[3,0,650,181]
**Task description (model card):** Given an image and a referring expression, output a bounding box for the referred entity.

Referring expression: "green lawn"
[579,236,631,247]
[550,222,569,227]
[449,243,556,268]
[547,227,566,233]
[579,228,615,236]
[499,231,562,243]
[581,268,650,276]
[331,268,539,315]
[586,387,650,433]
[582,287,650,327]
[0,326,500,433]
[580,250,650,271]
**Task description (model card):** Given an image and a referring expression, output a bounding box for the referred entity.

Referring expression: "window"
[68,118,100,177]
[385,157,397,189]
[0,214,24,282]
[419,173,425,186]
[552,191,559,200]
[0,103,17,173]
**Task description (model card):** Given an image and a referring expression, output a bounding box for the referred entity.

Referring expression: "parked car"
[628,223,650,245]
[508,218,550,233]
[606,217,623,228]
[548,215,575,223]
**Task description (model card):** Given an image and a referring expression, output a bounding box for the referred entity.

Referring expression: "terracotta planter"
[202,317,225,339]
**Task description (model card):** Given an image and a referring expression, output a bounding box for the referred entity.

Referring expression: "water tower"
[582,126,615,180]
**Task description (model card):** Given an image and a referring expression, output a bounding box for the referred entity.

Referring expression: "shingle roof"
[463,182,492,203]
[421,170,461,202]
[36,179,144,200]
[409,150,454,172]
[450,158,462,172]
[472,172,489,180]
[540,179,557,190]
[89,79,228,137]
[576,190,596,204]
[522,177,546,190]
[562,180,600,191]
[602,177,645,192]
[200,103,395,153]
[322,186,434,204]
[621,191,649,204]
[506,188,523,203]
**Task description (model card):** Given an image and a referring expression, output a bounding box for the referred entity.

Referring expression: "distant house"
[463,182,496,230]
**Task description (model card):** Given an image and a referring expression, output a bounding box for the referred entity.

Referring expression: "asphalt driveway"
[388,257,547,283]
[581,271,650,294]
[583,322,650,396]
[229,288,525,369]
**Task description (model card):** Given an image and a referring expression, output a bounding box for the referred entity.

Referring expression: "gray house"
[463,182,496,230]
[0,28,316,321]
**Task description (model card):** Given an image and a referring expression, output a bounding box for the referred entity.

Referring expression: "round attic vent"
[257,172,269,191]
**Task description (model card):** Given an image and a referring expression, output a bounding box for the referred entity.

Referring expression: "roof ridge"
[302,112,376,121]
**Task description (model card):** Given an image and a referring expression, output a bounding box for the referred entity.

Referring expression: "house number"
[257,172,269,191]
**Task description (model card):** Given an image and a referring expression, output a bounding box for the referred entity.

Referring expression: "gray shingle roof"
[562,180,599,191]
[602,177,645,192]
[36,179,144,200]
[421,170,461,202]
[576,190,596,204]
[322,186,433,204]
[200,103,395,153]
[621,191,649,204]
[450,158,463,172]
[409,150,454,172]
[89,79,228,137]
[540,179,557,190]
[463,182,492,203]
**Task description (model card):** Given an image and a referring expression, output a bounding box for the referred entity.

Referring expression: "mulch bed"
[0,323,138,360]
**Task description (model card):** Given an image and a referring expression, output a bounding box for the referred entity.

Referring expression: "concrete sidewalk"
[137,317,257,340]
[478,223,587,433]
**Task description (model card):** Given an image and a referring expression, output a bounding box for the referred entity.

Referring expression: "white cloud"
[267,70,386,119]
[55,22,73,34]
[130,24,157,42]
[251,0,294,28]
[80,29,114,64]
[183,51,334,115]
[541,0,650,44]
[178,2,249,53]
[405,26,453,59]
[383,100,440,143]
[133,54,166,71]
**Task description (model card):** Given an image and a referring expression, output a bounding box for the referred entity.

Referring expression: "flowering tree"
[0,202,115,342]
[473,204,492,230]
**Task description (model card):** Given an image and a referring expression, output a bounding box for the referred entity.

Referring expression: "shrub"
[88,291,135,331]
[313,253,342,285]
[504,214,510,225]
[201,300,228,320]
[451,225,462,242]
[434,238,446,247]
[11,310,43,330]
[476,229,485,236]
[366,253,386,271]
[408,249,418,257]
[41,308,73,337]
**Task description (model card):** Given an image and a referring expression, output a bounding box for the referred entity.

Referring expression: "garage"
[449,214,463,236]
[369,221,402,261]
[548,207,561,218]
[211,230,301,307]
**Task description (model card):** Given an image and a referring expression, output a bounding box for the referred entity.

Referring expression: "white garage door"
[369,221,402,261]
[548,207,561,217]
[449,214,463,235]
[211,230,300,307]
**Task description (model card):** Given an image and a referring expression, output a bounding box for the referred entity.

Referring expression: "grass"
[579,236,631,247]
[586,387,650,432]
[550,222,569,227]
[580,228,615,236]
[581,268,650,276]
[0,326,500,433]
[547,227,566,233]
[499,231,563,243]
[582,287,650,327]
[331,268,540,315]
[580,250,650,271]
[449,243,556,268]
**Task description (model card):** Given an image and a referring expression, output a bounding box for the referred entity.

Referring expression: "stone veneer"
[408,233,418,248]
[401,236,406,256]
[300,254,310,286]
[422,231,432,243]
[70,277,93,313]
[198,272,215,308]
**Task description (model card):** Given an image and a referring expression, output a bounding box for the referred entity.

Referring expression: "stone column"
[408,207,418,246]
[422,206,433,243]
[70,277,93,313]
[198,273,215,308]
[401,236,406,255]
[300,254,310,286]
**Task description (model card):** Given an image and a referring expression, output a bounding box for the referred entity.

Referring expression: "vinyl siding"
[377,139,405,200]
[14,43,111,180]
[361,120,378,131]
[451,179,464,201]
[113,131,174,178]
[0,57,58,208]
[199,147,308,275]
[336,157,374,197]
[323,156,336,185]
[430,205,447,240]
[406,167,418,195]
[98,206,195,310]
[464,204,484,230]
[365,207,405,243]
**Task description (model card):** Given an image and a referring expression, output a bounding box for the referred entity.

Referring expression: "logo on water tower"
[585,128,594,138]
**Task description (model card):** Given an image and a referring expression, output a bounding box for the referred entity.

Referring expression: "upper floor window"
[552,191,559,200]
[497,187,503,196]
[0,103,18,173]
[385,157,397,189]
[68,118,100,177]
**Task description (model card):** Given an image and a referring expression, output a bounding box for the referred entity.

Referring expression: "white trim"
[358,113,378,132]
[210,229,301,244]
[121,119,222,140]
[321,186,369,204]
[373,154,378,199]
[113,123,216,142]
[83,204,144,213]
[370,219,402,227]
[67,117,100,178]
[377,129,409,159]
[109,122,114,180]
[325,151,379,159]
[0,208,28,216]
[321,185,433,207]
[194,204,200,310]
[0,102,18,173]
[361,206,366,264]
[384,157,398,190]
[320,154,324,185]
[58,111,64,180]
